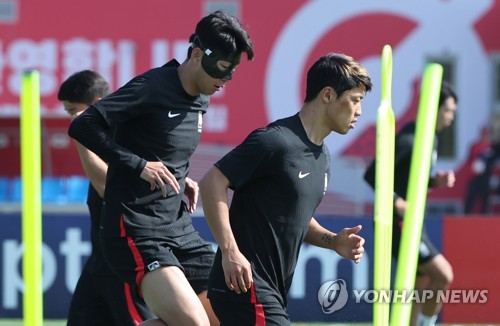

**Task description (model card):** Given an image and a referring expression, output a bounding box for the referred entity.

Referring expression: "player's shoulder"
[142,64,177,85]
[258,116,298,144]
[267,114,302,137]
[396,121,416,145]
[398,121,416,135]
[239,115,302,154]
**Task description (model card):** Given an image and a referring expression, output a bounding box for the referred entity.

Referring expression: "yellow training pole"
[20,70,43,326]
[390,64,443,326]
[373,44,395,326]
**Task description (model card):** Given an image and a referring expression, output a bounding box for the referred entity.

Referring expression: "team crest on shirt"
[198,111,203,132]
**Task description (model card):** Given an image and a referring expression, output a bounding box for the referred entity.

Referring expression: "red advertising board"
[2,0,500,210]
[442,216,500,323]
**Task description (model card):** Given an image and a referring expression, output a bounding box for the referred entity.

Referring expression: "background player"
[364,81,458,326]
[59,70,157,325]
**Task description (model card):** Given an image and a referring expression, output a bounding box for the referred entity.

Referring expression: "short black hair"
[304,53,372,103]
[58,70,110,105]
[187,10,254,60]
[439,80,458,107]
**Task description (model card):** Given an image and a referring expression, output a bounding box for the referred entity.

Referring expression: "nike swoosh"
[168,111,181,118]
[299,171,310,179]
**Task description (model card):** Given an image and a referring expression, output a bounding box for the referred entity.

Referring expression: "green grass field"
[0,322,374,326]
[0,322,65,326]
[0,322,366,326]
[1,322,498,326]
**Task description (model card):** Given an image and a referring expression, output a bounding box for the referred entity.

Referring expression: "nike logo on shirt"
[299,171,310,179]
[168,111,180,118]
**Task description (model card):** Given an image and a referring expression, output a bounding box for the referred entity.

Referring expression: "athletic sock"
[417,313,438,326]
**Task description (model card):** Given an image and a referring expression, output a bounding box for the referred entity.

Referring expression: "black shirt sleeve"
[68,106,147,177]
[215,127,281,190]
[364,158,376,190]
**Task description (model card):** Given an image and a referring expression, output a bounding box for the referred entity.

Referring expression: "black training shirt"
[364,121,438,204]
[208,113,330,307]
[84,184,113,275]
[68,60,209,237]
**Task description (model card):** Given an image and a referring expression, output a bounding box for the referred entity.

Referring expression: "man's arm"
[199,166,252,294]
[68,111,108,198]
[74,141,107,198]
[304,217,364,264]
[69,106,179,196]
[68,106,146,176]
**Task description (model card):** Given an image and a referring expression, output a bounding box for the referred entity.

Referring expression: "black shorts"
[67,268,156,326]
[392,217,440,265]
[210,299,290,326]
[100,228,215,295]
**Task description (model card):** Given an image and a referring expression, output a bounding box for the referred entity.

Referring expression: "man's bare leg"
[414,254,454,326]
[139,266,210,326]
[410,275,430,326]
[198,290,219,326]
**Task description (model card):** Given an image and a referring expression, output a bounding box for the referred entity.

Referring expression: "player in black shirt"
[68,11,254,326]
[59,70,156,325]
[364,81,457,326]
[199,53,371,325]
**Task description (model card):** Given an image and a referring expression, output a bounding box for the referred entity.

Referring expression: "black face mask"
[192,35,241,80]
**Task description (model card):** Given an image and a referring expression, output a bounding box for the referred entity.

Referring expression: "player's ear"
[191,47,204,63]
[322,87,337,103]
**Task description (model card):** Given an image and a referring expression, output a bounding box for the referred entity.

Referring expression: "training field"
[0,322,394,326]
[0,322,498,326]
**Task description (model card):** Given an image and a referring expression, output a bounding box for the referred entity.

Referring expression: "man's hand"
[140,161,180,197]
[184,177,198,213]
[433,170,456,188]
[332,225,365,264]
[394,197,407,217]
[221,249,253,294]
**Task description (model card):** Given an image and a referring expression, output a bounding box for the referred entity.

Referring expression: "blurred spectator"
[464,125,495,214]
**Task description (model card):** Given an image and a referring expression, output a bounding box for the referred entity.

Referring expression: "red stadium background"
[1,0,500,214]
[1,0,500,323]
